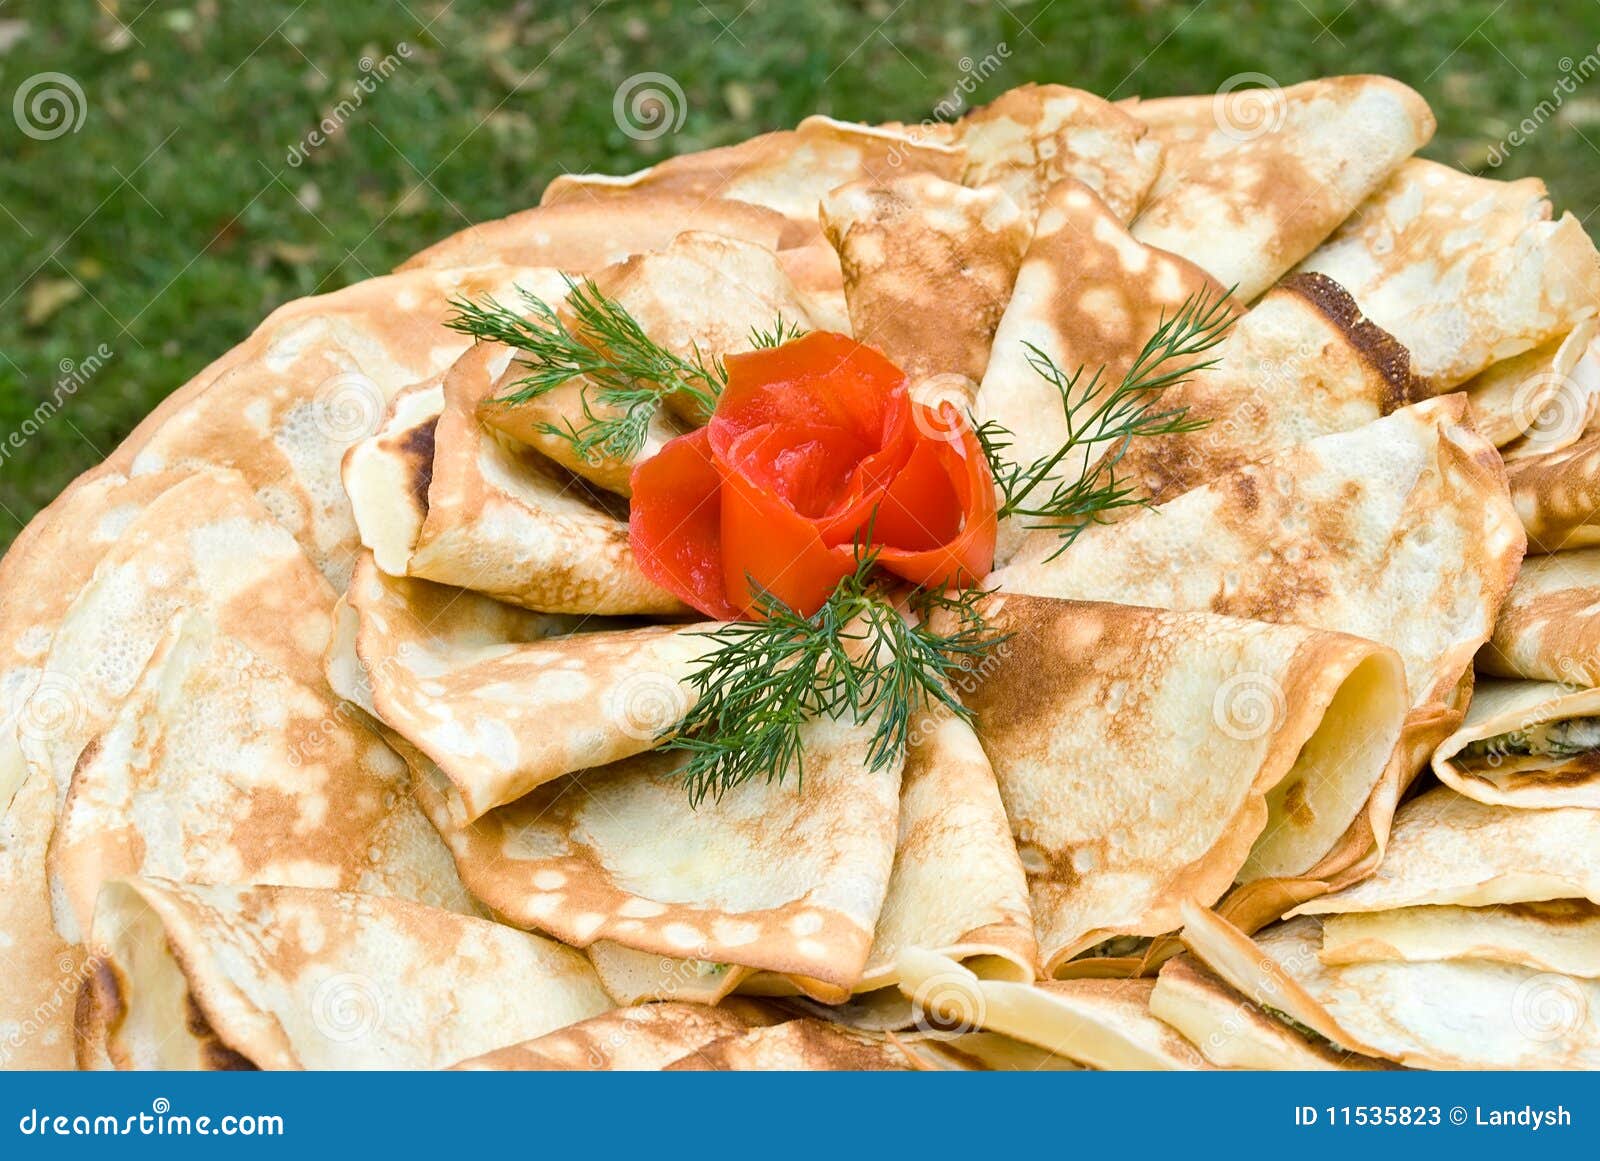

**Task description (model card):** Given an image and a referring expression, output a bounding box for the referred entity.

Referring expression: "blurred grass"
[2,0,1598,546]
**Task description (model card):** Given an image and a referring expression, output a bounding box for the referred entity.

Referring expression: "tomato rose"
[629,332,996,619]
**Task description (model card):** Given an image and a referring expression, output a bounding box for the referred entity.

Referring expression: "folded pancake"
[820,175,1030,388]
[1480,547,1600,684]
[1128,75,1435,301]
[77,878,611,1070]
[342,378,444,576]
[663,1019,918,1070]
[542,115,965,226]
[339,553,710,821]
[956,83,1161,223]
[448,1000,779,1070]
[975,178,1235,556]
[1182,906,1600,1069]
[399,195,789,271]
[895,949,1208,1069]
[586,942,752,1007]
[1505,429,1600,552]
[125,265,545,587]
[49,612,468,940]
[1294,787,1600,915]
[1433,680,1600,808]
[1321,901,1600,978]
[0,468,188,1068]
[1463,321,1598,449]
[908,1031,1082,1071]
[958,593,1406,973]
[416,714,902,1000]
[1149,955,1390,1070]
[392,340,681,614]
[1297,159,1600,393]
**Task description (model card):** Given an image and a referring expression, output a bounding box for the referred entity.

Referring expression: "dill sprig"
[664,550,1002,807]
[975,287,1235,560]
[748,313,809,350]
[446,275,726,463]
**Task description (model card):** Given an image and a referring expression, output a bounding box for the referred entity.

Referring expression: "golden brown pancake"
[1506,429,1600,553]
[1464,322,1598,449]
[1480,547,1600,684]
[1433,679,1600,808]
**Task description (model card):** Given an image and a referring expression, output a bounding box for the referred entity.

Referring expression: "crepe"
[1505,429,1600,552]
[77,878,611,1070]
[957,83,1162,223]
[49,611,468,941]
[820,175,1030,389]
[338,553,710,822]
[388,340,681,614]
[663,1019,918,1070]
[1181,907,1600,1069]
[1433,680,1600,808]
[958,593,1405,973]
[543,115,965,225]
[418,713,901,999]
[448,1000,777,1070]
[342,378,445,576]
[399,195,789,271]
[1320,901,1600,978]
[1480,547,1600,685]
[1463,322,1598,449]
[895,949,1208,1069]
[586,942,753,1007]
[1149,956,1389,1070]
[1129,75,1435,301]
[1296,159,1600,393]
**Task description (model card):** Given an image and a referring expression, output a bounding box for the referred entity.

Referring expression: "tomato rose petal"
[876,410,997,590]
[627,428,740,620]
[715,332,905,446]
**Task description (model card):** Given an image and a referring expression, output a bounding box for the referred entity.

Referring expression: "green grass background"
[2,0,1598,546]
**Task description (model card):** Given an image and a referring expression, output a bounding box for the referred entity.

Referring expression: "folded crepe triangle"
[1480,547,1600,685]
[1432,679,1600,808]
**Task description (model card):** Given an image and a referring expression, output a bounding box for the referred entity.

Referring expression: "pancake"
[76,878,611,1070]
[342,378,445,576]
[338,553,709,822]
[1463,322,1598,449]
[399,195,789,271]
[956,83,1162,223]
[417,714,902,1000]
[1480,547,1600,684]
[49,611,469,941]
[1505,428,1600,553]
[1321,900,1600,978]
[1297,159,1600,393]
[958,593,1406,974]
[896,949,1209,1069]
[448,1000,778,1070]
[820,174,1030,389]
[543,115,965,224]
[1433,679,1600,808]
[1129,76,1435,301]
[663,1019,918,1070]
[586,942,753,1007]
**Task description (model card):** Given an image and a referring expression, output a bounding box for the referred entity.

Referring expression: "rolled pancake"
[1433,679,1600,808]
[820,175,1030,388]
[401,340,681,614]
[896,948,1208,1069]
[1505,429,1600,552]
[340,553,710,821]
[0,469,188,1068]
[959,593,1406,973]
[1183,907,1600,1069]
[542,115,965,225]
[126,265,548,587]
[663,1019,917,1070]
[1294,787,1600,915]
[342,377,443,576]
[956,83,1162,223]
[1463,321,1598,449]
[1480,547,1600,684]
[449,1000,778,1070]
[49,612,468,940]
[1150,956,1389,1070]
[1321,901,1600,978]
[1129,75,1435,301]
[416,714,902,999]
[1296,159,1600,393]
[77,878,611,1070]
[399,195,789,271]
